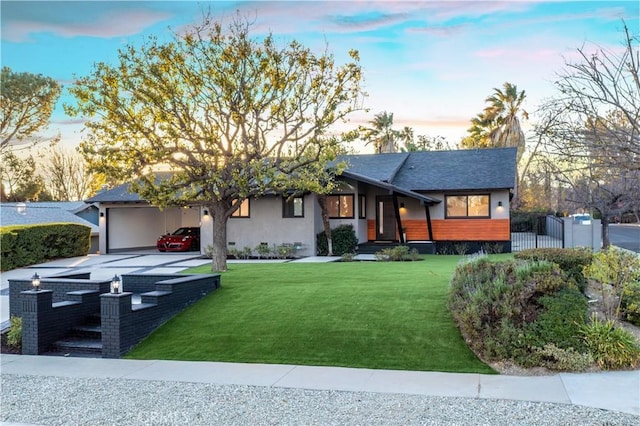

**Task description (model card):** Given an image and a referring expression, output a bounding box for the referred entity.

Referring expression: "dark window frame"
[358,194,366,219]
[283,195,304,218]
[231,198,250,218]
[445,194,491,219]
[327,194,355,219]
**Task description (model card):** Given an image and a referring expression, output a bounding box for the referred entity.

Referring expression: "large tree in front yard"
[67,17,364,271]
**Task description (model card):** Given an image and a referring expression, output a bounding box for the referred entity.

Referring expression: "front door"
[376,196,396,241]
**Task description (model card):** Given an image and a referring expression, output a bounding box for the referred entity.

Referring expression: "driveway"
[609,224,640,253]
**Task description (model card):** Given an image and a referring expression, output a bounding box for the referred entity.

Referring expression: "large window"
[327,194,354,218]
[231,199,250,218]
[446,194,490,218]
[283,196,304,218]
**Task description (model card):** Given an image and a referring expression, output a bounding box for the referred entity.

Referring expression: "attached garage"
[104,206,200,252]
[87,186,202,254]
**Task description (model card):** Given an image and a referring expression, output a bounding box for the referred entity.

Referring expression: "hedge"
[0,223,91,271]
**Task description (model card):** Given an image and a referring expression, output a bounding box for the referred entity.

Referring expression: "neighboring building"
[0,201,100,253]
[86,148,517,255]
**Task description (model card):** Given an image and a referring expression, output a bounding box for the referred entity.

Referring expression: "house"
[86,147,517,255]
[0,201,100,253]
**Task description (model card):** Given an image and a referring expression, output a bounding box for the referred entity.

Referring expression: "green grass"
[126,255,497,374]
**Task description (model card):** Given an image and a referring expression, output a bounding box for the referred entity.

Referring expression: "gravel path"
[2,374,638,425]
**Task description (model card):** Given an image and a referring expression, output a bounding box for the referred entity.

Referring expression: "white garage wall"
[106,206,200,251]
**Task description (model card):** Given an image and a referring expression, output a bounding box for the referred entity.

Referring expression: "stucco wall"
[223,194,318,257]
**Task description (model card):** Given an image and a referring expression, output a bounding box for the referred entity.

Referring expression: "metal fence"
[511,215,564,252]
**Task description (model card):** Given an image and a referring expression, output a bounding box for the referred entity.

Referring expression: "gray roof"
[1,204,99,234]
[85,148,517,203]
[85,184,145,203]
[1,201,95,214]
[342,148,517,192]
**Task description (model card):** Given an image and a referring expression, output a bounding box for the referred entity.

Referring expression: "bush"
[0,224,91,271]
[316,224,357,256]
[7,316,22,349]
[448,257,583,363]
[621,280,640,326]
[524,287,588,351]
[533,344,594,371]
[375,245,409,261]
[580,314,640,369]
[514,247,592,292]
[583,246,640,321]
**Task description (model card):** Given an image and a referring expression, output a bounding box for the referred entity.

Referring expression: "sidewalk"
[1,355,638,416]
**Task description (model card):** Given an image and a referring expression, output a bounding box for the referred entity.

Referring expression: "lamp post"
[31,273,40,291]
[110,274,122,294]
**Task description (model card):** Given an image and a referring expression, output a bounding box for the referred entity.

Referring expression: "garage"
[103,205,200,253]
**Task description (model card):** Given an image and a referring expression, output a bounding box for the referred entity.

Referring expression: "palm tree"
[361,111,399,153]
[484,82,528,163]
[462,82,528,163]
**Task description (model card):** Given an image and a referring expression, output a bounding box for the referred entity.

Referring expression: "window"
[283,196,304,218]
[231,199,250,218]
[327,194,354,219]
[359,194,366,219]
[445,194,490,218]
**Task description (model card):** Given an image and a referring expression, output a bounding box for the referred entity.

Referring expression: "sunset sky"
[2,0,638,153]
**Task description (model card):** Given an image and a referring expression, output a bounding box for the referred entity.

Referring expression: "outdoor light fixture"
[111,274,122,294]
[31,273,41,291]
[203,209,209,216]
[100,212,105,218]
[400,202,405,208]
[498,201,503,207]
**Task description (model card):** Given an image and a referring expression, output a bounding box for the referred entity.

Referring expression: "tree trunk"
[601,215,610,249]
[208,201,229,272]
[316,195,333,255]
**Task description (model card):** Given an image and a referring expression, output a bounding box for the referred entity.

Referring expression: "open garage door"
[106,206,200,252]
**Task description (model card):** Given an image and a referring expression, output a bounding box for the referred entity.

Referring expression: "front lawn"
[126,256,497,373]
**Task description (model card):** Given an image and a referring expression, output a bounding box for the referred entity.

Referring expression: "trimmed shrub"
[316,224,358,256]
[514,247,592,292]
[580,314,640,369]
[1,224,91,271]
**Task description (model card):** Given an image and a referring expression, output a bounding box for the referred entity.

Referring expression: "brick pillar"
[21,290,53,355]
[100,292,132,358]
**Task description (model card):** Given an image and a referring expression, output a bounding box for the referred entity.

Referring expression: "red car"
[157,227,201,252]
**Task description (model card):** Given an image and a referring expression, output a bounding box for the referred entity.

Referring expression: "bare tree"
[542,23,639,170]
[39,147,102,200]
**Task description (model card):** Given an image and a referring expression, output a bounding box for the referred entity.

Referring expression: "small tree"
[67,16,364,271]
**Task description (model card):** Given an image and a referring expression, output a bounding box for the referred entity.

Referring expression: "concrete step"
[49,337,102,357]
[70,324,102,339]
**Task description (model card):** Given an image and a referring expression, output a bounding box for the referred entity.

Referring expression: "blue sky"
[2,1,638,152]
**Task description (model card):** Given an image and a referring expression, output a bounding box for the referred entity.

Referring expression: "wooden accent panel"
[367,219,376,241]
[402,219,510,241]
